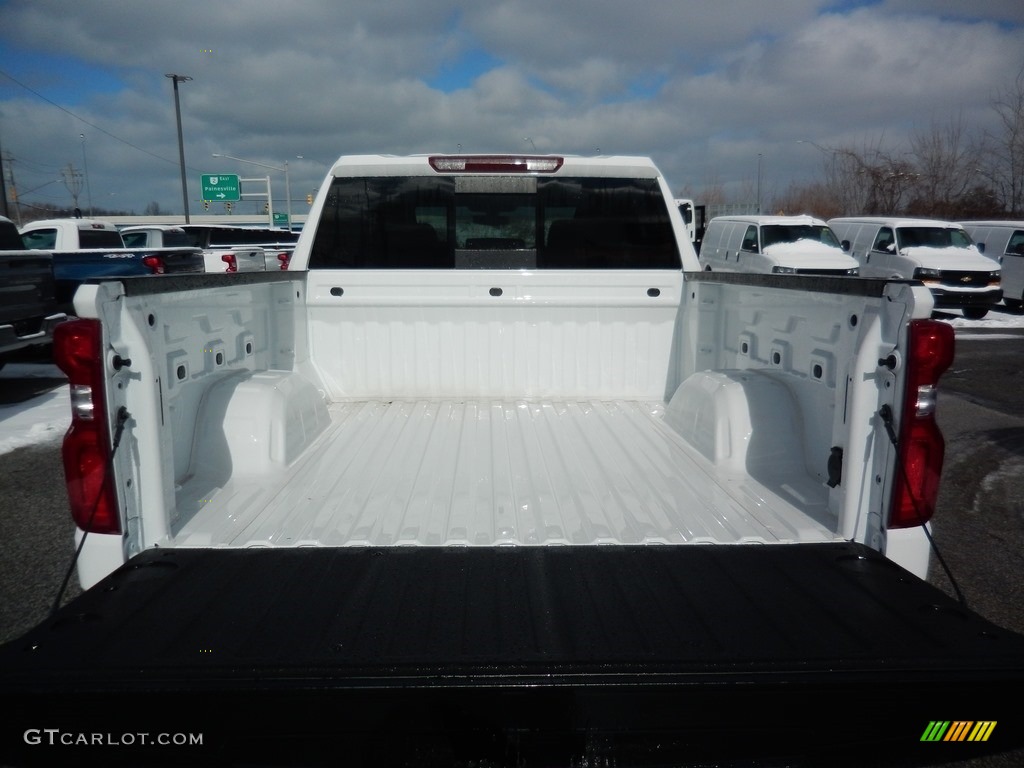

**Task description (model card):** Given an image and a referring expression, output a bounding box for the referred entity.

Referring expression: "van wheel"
[962,307,989,320]
[704,265,712,272]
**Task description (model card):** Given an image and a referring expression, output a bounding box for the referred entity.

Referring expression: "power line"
[0,68,200,171]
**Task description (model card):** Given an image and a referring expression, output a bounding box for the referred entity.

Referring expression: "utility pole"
[3,150,22,226]
[0,130,9,220]
[62,163,84,216]
[166,73,193,223]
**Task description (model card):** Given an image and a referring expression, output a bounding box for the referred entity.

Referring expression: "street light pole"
[166,73,192,223]
[757,153,762,214]
[212,152,292,230]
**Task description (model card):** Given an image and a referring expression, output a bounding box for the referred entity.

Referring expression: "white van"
[698,214,859,275]
[828,217,1002,319]
[957,221,1024,309]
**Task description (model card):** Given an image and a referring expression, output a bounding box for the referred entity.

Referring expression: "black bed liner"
[2,543,1023,766]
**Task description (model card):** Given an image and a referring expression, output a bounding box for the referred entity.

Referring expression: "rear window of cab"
[309,176,681,270]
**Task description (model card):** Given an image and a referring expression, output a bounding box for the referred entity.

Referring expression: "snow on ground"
[0,363,70,456]
[1,311,1023,457]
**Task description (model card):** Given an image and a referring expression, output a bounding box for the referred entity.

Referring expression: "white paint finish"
[172,397,837,549]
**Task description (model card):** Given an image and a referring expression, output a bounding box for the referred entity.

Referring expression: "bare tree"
[771,180,842,219]
[986,62,1024,216]
[822,137,920,216]
[906,113,984,217]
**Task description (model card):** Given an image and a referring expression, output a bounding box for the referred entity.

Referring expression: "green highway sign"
[273,212,289,226]
[201,174,240,202]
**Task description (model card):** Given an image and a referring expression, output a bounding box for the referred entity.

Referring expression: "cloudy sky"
[1,0,1023,222]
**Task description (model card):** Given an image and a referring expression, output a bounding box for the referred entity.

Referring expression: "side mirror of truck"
[840,240,850,252]
[976,241,985,254]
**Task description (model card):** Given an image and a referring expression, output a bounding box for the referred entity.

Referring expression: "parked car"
[699,214,859,275]
[957,221,1024,309]
[829,216,1002,319]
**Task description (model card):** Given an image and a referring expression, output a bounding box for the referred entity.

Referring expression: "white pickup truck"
[2,154,1023,767]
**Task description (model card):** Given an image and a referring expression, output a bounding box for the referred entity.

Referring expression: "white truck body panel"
[65,155,936,589]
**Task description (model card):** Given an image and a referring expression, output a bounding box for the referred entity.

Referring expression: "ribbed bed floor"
[173,399,837,548]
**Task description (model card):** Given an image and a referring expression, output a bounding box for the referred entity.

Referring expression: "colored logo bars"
[921,721,997,742]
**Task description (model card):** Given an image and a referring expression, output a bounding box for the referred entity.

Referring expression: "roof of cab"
[328,153,663,178]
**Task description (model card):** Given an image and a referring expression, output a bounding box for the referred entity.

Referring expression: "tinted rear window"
[161,230,194,247]
[182,226,300,248]
[79,229,125,248]
[309,175,680,269]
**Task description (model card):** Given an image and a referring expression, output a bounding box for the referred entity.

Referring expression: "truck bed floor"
[174,398,837,548]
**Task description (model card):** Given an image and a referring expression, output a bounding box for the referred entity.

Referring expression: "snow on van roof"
[709,214,826,225]
[957,220,1024,228]
[828,216,966,229]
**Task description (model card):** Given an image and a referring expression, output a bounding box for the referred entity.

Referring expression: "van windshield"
[896,227,973,249]
[760,225,840,249]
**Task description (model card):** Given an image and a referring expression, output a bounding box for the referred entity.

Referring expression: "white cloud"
[1,0,1022,213]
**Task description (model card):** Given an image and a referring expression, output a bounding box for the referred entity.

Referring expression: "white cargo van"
[698,214,859,275]
[958,221,1024,309]
[828,217,1002,319]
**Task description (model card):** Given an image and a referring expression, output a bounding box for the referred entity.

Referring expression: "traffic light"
[263,202,269,214]
[225,202,232,213]
[203,200,210,210]
[306,193,313,205]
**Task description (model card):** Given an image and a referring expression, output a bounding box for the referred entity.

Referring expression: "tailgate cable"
[879,404,967,608]
[50,405,132,617]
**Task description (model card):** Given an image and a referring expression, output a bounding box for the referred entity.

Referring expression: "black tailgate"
[2,543,1022,766]
[0,251,59,328]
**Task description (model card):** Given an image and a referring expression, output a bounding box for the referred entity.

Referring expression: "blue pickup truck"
[19,217,205,308]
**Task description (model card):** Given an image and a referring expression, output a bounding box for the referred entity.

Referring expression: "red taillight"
[277,251,290,270]
[221,252,238,273]
[53,319,121,535]
[888,319,955,529]
[428,155,563,173]
[142,255,165,274]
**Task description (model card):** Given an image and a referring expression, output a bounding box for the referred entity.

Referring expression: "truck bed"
[173,396,838,548]
[2,543,1023,766]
